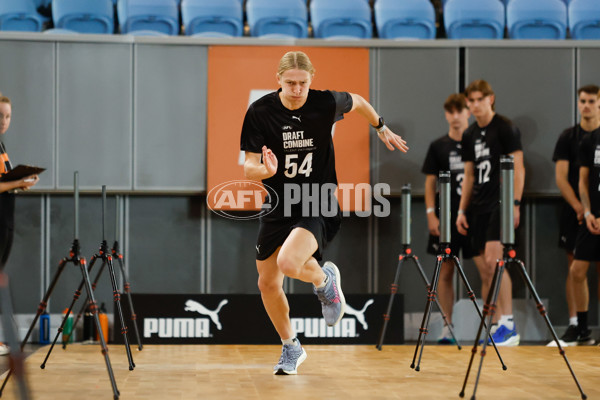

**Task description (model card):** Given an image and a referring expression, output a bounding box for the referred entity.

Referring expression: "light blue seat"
[117,0,179,35]
[374,0,436,40]
[507,0,567,39]
[444,0,505,39]
[569,0,600,39]
[43,27,77,34]
[247,0,308,38]
[310,0,372,39]
[52,0,114,34]
[0,0,44,32]
[181,0,242,37]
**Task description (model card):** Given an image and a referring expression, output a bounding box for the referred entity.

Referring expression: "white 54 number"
[476,160,491,184]
[284,152,313,178]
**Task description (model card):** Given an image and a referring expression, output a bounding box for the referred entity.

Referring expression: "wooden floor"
[0,343,598,399]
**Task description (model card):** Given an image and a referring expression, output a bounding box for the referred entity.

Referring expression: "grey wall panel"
[0,41,55,190]
[373,48,459,195]
[134,45,207,191]
[56,42,132,190]
[578,48,600,90]
[48,195,115,312]
[127,196,203,293]
[466,47,575,196]
[207,213,259,294]
[4,196,43,313]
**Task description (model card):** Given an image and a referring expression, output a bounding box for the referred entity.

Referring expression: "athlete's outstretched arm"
[349,93,408,153]
[244,146,278,181]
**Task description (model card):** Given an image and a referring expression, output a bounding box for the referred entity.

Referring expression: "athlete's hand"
[456,213,469,236]
[262,146,278,178]
[573,202,584,223]
[427,213,440,236]
[585,212,600,235]
[18,174,39,190]
[514,205,520,229]
[377,127,408,153]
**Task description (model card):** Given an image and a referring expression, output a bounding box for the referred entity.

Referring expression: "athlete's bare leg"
[437,259,455,325]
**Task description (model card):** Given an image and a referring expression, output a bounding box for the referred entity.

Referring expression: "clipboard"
[0,165,45,182]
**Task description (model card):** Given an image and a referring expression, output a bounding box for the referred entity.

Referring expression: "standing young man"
[568,124,600,346]
[240,51,408,374]
[422,93,477,344]
[552,85,600,345]
[456,80,525,346]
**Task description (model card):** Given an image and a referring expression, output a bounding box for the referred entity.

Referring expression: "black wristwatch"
[374,117,384,130]
[514,199,521,206]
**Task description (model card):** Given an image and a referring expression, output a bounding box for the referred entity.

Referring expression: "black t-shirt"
[0,141,15,229]
[421,134,464,214]
[461,114,522,214]
[240,89,353,219]
[579,130,600,215]
[553,124,599,198]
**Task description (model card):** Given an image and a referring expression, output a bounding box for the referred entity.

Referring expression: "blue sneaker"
[313,261,346,327]
[437,325,456,345]
[491,324,520,346]
[273,340,307,375]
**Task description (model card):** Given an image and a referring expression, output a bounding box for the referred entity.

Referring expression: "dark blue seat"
[507,0,567,39]
[246,0,308,38]
[181,0,243,37]
[374,0,436,40]
[569,0,600,39]
[444,0,505,39]
[52,0,114,34]
[0,0,43,32]
[310,0,372,40]
[117,0,179,35]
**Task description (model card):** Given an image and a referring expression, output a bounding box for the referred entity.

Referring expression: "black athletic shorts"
[0,225,14,271]
[469,207,501,253]
[573,223,600,262]
[255,213,341,261]
[558,203,580,253]
[426,217,476,259]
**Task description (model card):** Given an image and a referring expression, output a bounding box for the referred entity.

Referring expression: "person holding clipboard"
[0,94,40,355]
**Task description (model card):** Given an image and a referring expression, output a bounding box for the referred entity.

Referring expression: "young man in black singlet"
[456,80,525,346]
[552,85,600,346]
[240,51,408,374]
[422,93,477,344]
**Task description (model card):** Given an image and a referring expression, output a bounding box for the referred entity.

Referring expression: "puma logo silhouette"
[345,299,374,330]
[184,299,229,330]
[292,115,301,122]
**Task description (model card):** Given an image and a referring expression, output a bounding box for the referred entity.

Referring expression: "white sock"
[498,315,514,330]
[569,316,578,327]
[315,274,328,289]
[282,337,298,346]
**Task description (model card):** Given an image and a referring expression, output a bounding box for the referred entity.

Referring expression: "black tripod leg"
[376,255,405,350]
[115,254,142,351]
[107,256,135,370]
[470,261,505,400]
[0,258,69,397]
[512,259,587,399]
[411,255,443,371]
[79,258,120,399]
[64,258,107,347]
[0,273,31,400]
[411,255,461,350]
[453,255,506,370]
[459,259,503,398]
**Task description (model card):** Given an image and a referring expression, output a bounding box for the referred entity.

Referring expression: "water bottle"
[62,308,74,344]
[96,303,109,343]
[83,304,95,343]
[39,311,50,345]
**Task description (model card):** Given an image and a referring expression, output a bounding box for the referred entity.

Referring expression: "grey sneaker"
[273,340,307,375]
[313,261,346,327]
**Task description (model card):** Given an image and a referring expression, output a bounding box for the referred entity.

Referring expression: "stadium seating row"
[0,0,599,40]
